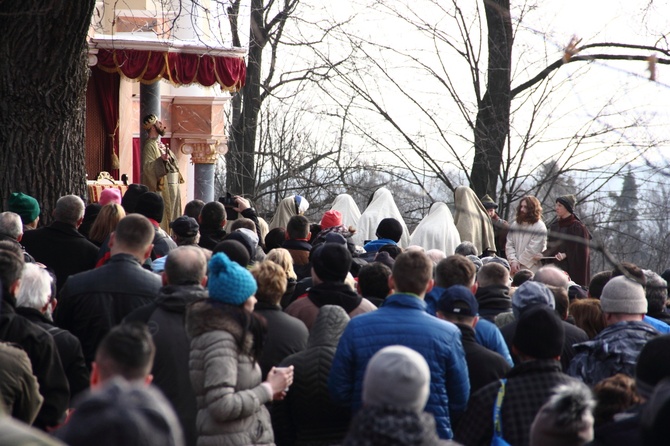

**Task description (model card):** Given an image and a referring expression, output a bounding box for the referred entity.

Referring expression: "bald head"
[164,246,207,285]
[534,265,569,289]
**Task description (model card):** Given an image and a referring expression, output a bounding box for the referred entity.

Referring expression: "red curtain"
[92,67,120,179]
[97,49,246,91]
[132,137,141,182]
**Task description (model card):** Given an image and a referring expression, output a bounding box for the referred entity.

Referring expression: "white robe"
[351,187,411,248]
[453,186,497,255]
[330,194,361,230]
[409,202,461,256]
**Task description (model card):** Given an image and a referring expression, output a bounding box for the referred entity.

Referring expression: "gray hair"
[164,246,207,285]
[643,269,668,314]
[16,263,52,310]
[54,195,85,225]
[534,265,570,289]
[455,241,478,257]
[0,212,23,240]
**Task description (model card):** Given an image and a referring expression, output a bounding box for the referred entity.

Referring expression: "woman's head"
[569,298,606,339]
[251,261,288,306]
[265,248,297,280]
[89,204,126,244]
[516,195,542,224]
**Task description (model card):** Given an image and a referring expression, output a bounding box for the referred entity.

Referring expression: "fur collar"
[186,299,253,353]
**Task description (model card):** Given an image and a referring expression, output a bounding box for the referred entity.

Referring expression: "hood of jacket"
[308,282,362,313]
[156,284,208,313]
[185,299,253,353]
[308,304,350,348]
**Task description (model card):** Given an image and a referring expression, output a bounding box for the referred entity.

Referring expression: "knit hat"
[481,194,498,210]
[207,252,257,306]
[212,240,251,268]
[224,231,254,260]
[320,210,343,229]
[376,218,403,243]
[482,255,511,271]
[513,304,565,359]
[466,255,483,273]
[170,216,199,238]
[8,192,40,224]
[378,244,402,259]
[635,335,670,399]
[363,346,431,412]
[135,192,164,223]
[600,276,647,314]
[512,281,556,318]
[556,195,577,214]
[312,242,352,282]
[530,381,595,446]
[121,184,149,214]
[324,232,347,245]
[437,285,479,317]
[373,251,395,269]
[99,188,122,206]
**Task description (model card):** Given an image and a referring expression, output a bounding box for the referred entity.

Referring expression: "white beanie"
[362,346,431,412]
[600,276,647,314]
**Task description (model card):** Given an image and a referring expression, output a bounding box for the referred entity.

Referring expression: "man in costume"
[141,114,184,233]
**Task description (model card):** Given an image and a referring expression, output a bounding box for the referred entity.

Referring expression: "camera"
[218,193,239,220]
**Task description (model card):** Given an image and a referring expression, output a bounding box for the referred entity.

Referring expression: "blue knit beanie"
[208,252,257,306]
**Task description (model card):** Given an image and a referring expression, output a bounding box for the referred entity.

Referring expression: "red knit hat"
[320,210,343,229]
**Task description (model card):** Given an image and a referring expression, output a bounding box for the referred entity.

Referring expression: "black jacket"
[0,297,69,430]
[55,253,162,366]
[198,227,227,250]
[456,323,511,395]
[15,307,89,402]
[20,221,98,292]
[0,234,35,263]
[254,301,308,378]
[125,284,208,446]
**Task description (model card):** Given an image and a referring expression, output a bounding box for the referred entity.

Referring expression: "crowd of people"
[1,184,670,446]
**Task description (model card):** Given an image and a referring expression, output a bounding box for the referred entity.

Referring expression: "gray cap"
[512,281,555,318]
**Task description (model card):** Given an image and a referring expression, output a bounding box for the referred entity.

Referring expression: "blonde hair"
[251,260,288,305]
[265,248,297,281]
[89,204,126,244]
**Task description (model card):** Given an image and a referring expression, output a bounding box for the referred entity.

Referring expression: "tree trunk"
[471,0,512,200]
[227,0,265,197]
[0,1,95,223]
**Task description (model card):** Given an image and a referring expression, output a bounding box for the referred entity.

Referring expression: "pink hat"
[320,210,343,229]
[99,188,122,206]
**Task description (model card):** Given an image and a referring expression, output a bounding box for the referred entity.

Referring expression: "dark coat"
[20,221,98,292]
[282,239,312,280]
[456,323,511,394]
[542,214,591,287]
[475,284,512,322]
[455,359,578,446]
[125,284,208,446]
[54,253,162,366]
[0,341,43,424]
[501,316,589,371]
[254,301,308,378]
[491,215,509,259]
[0,297,69,430]
[0,234,35,263]
[198,226,226,250]
[15,307,89,402]
[273,305,351,446]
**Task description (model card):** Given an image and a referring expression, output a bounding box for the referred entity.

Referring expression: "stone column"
[181,141,227,202]
[139,82,161,169]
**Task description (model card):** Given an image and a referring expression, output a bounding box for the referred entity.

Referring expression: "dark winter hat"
[312,242,352,282]
[482,255,510,271]
[324,232,347,246]
[635,335,670,399]
[207,252,257,306]
[8,192,40,224]
[530,381,595,446]
[375,218,403,243]
[437,285,479,317]
[213,240,251,268]
[373,251,395,269]
[224,231,254,261]
[481,194,498,210]
[170,216,199,238]
[600,276,647,315]
[556,195,577,214]
[135,192,164,223]
[466,255,483,272]
[513,304,565,359]
[363,345,431,412]
[378,244,402,259]
[641,378,670,446]
[512,281,556,318]
[121,184,149,214]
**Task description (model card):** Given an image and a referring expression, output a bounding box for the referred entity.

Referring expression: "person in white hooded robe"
[269,195,309,231]
[409,202,462,256]
[330,194,362,231]
[351,187,410,249]
[453,186,497,256]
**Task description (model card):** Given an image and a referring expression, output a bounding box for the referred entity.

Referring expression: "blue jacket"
[362,238,397,253]
[328,293,470,439]
[426,286,513,366]
[643,315,670,333]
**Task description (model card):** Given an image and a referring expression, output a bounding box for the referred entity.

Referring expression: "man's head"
[142,114,166,136]
[588,270,612,298]
[477,262,510,288]
[121,184,149,214]
[230,217,256,233]
[0,212,23,241]
[435,255,476,290]
[311,242,352,284]
[375,217,403,243]
[436,285,479,327]
[110,215,155,262]
[643,270,668,315]
[600,276,647,324]
[512,281,556,318]
[135,192,165,224]
[513,304,565,361]
[548,285,570,320]
[454,241,478,257]
[16,263,53,314]
[611,262,646,286]
[54,195,85,227]
[286,215,310,240]
[357,262,392,300]
[199,201,226,230]
[251,260,287,306]
[8,192,40,228]
[535,265,570,289]
[391,251,433,297]
[163,246,207,287]
[481,194,498,218]
[170,216,200,246]
[0,249,24,298]
[183,199,205,220]
[92,323,156,387]
[512,269,534,287]
[515,195,542,224]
